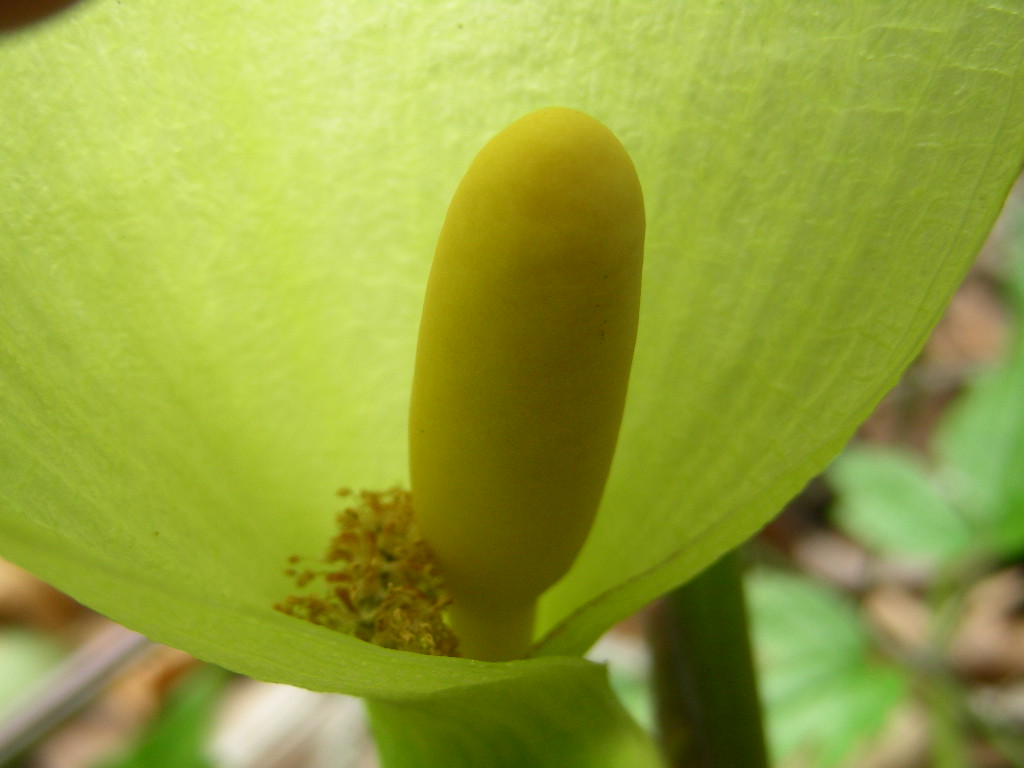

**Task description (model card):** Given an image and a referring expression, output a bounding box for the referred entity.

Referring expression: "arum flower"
[2,3,1023,767]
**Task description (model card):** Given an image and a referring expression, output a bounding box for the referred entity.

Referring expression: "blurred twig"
[0,621,151,766]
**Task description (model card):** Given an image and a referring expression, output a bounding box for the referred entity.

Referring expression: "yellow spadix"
[409,107,644,660]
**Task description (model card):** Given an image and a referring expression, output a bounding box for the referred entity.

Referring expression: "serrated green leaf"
[1,3,1022,752]
[830,448,973,563]
[768,664,907,768]
[748,572,907,768]
[748,571,865,700]
[937,317,1024,558]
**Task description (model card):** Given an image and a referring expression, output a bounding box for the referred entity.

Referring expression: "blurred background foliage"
[748,178,1024,768]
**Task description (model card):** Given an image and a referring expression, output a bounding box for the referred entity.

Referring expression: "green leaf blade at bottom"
[367,659,662,768]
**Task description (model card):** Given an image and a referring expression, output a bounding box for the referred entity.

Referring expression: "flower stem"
[646,548,768,768]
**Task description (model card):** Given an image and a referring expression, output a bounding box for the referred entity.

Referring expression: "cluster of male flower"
[275,487,459,657]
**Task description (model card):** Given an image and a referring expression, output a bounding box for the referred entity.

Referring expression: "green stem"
[924,561,976,767]
[927,675,971,768]
[646,548,769,768]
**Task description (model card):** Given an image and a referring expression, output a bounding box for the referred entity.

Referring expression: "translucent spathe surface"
[2,3,1023,765]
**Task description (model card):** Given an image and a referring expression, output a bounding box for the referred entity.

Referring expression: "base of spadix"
[446,597,536,662]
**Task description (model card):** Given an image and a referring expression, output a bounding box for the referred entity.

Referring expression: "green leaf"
[770,665,907,768]
[1,0,1022,710]
[830,447,974,563]
[367,660,661,768]
[748,571,907,768]
[937,323,1024,557]
[101,667,224,768]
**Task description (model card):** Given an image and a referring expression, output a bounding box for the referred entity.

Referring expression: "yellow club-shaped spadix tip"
[410,108,645,660]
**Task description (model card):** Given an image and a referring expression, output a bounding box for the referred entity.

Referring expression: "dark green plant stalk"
[647,549,768,768]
